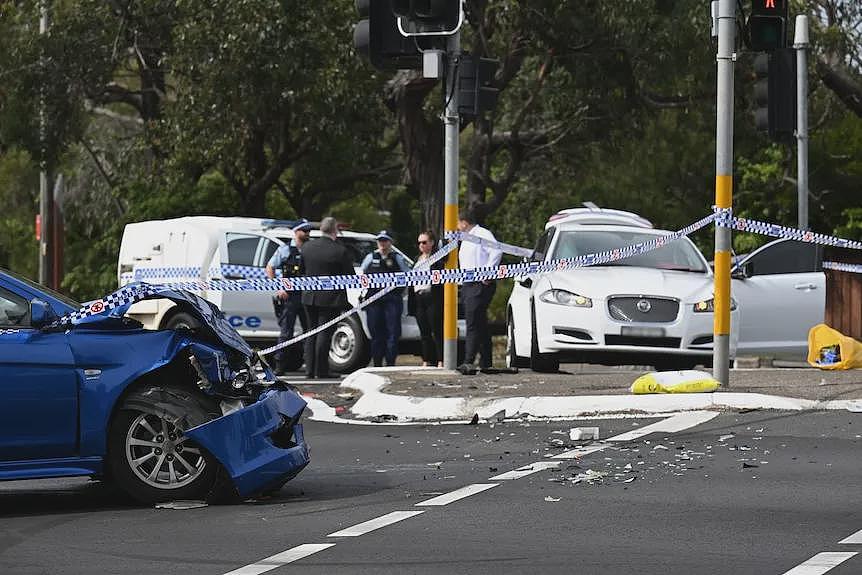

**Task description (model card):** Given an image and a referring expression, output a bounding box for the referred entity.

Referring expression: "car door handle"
[224,273,246,280]
[794,283,817,290]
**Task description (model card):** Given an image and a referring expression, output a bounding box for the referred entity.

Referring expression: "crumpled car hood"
[73,286,253,357]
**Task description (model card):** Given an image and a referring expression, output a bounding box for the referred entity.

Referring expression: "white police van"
[117,216,425,373]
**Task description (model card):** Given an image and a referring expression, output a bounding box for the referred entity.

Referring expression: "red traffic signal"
[748,0,788,51]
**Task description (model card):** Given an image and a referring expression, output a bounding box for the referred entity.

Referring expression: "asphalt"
[2,413,860,574]
[377,365,862,402]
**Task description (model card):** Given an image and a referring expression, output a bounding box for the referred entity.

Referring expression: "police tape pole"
[712,0,735,388]
[442,31,460,370]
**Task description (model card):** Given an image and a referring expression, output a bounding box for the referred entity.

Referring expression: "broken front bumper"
[185,388,309,497]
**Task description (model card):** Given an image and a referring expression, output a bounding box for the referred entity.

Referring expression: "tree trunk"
[387,72,445,238]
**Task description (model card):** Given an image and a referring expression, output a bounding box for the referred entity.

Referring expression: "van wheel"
[164,312,199,331]
[329,315,370,374]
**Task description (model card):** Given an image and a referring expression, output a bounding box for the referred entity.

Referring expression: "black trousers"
[303,305,340,378]
[274,294,308,367]
[414,289,443,365]
[462,281,496,368]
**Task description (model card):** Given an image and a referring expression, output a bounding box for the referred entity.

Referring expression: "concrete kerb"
[302,367,862,424]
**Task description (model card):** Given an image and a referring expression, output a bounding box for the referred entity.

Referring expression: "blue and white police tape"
[121,230,532,285]
[715,208,862,250]
[257,240,459,357]
[823,261,862,274]
[445,230,534,258]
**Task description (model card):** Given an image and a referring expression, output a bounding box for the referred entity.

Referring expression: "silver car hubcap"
[125,414,205,489]
[330,323,356,365]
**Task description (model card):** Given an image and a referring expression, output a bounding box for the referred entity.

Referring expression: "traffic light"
[458,53,500,118]
[354,0,422,70]
[390,0,461,33]
[748,0,788,51]
[752,48,796,139]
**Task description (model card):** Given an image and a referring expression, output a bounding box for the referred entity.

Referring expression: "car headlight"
[539,289,592,307]
[693,297,737,312]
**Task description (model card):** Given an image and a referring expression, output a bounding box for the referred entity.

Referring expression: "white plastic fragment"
[569,427,600,441]
[544,496,561,502]
[155,500,208,510]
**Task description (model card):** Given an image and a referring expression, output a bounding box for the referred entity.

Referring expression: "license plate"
[621,326,666,338]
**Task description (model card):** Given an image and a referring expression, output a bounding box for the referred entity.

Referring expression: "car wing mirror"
[518,277,533,288]
[30,299,59,329]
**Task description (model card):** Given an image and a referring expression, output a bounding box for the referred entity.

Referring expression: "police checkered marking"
[823,261,862,274]
[0,329,22,335]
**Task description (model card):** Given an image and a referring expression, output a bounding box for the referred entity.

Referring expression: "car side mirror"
[519,277,533,288]
[30,299,59,329]
[731,265,748,280]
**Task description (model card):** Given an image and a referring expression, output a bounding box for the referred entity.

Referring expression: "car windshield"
[1,268,81,307]
[551,230,708,273]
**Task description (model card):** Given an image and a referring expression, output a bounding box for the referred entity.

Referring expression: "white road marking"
[839,528,862,544]
[608,411,719,442]
[222,543,335,575]
[550,411,718,460]
[416,483,498,506]
[327,510,426,537]
[489,461,561,480]
[779,552,857,575]
[550,443,612,460]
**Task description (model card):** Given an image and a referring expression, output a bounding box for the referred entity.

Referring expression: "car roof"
[549,223,670,234]
[545,205,653,229]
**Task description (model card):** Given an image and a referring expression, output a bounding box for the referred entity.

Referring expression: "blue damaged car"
[0,268,309,504]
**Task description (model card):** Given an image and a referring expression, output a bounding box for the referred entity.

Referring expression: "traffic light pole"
[794,15,809,231]
[443,32,460,370]
[713,0,735,387]
[38,0,53,287]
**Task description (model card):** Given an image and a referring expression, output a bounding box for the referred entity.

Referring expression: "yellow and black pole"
[713,0,735,387]
[442,32,460,369]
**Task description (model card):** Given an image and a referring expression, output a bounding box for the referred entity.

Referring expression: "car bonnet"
[73,287,253,357]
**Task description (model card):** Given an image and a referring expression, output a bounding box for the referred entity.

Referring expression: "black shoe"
[456,363,477,375]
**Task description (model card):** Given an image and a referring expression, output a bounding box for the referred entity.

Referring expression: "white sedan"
[506,210,739,372]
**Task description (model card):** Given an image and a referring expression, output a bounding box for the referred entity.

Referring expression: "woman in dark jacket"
[413,230,444,367]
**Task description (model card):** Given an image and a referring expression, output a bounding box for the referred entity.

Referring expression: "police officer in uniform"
[265,218,313,374]
[360,231,411,367]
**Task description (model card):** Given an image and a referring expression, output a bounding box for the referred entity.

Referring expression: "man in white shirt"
[457,209,502,374]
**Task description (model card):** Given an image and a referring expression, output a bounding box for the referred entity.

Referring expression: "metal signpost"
[794,15,809,231]
[713,0,736,387]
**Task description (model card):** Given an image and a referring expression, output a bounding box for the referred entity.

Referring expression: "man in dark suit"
[301,216,355,378]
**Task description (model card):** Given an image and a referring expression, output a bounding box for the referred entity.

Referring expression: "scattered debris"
[372,414,398,423]
[489,409,506,423]
[155,500,208,510]
[544,496,561,502]
[569,427,600,441]
[468,413,479,425]
[718,434,735,442]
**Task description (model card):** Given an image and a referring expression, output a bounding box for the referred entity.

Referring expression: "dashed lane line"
[779,552,858,575]
[222,544,336,575]
[489,461,562,480]
[838,528,862,544]
[416,483,499,506]
[327,510,426,537]
[221,411,720,574]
